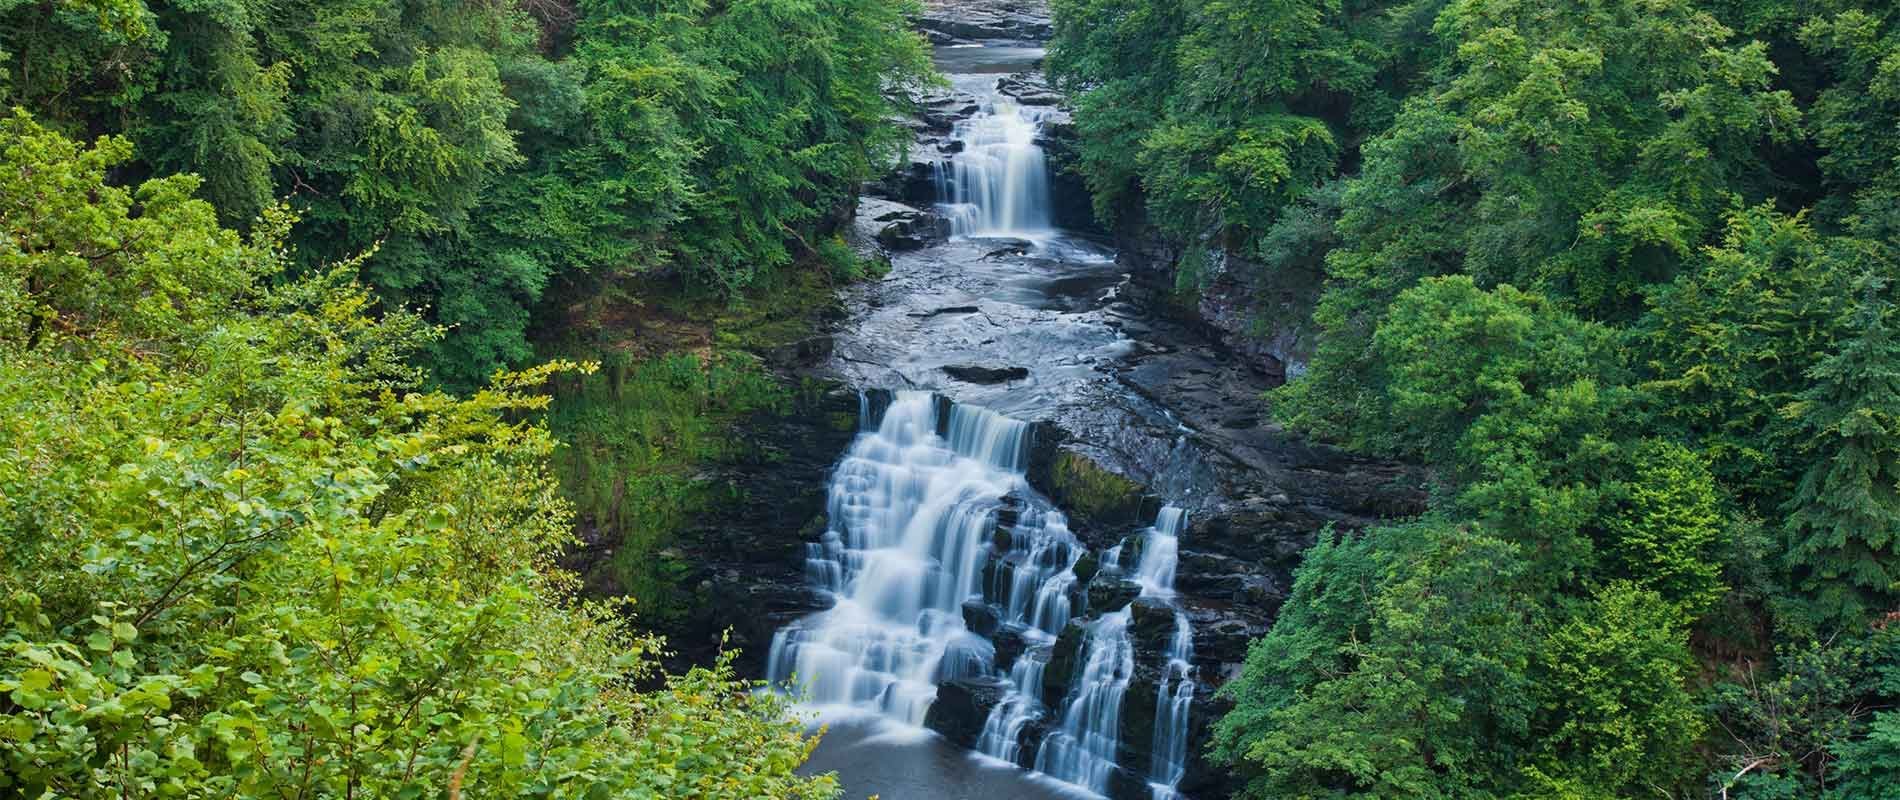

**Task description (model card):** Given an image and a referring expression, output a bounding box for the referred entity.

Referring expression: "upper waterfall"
[935,89,1054,237]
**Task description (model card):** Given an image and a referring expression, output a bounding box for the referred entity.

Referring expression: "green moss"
[1051,451,1147,527]
[547,353,787,624]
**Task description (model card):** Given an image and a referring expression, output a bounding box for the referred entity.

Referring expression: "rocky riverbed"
[741,8,1426,798]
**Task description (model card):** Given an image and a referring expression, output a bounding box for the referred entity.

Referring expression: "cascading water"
[771,391,1205,798]
[767,392,1079,725]
[1139,508,1196,800]
[970,505,1201,798]
[1035,607,1135,793]
[934,89,1054,237]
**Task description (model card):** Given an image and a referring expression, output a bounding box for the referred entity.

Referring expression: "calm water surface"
[797,710,1099,800]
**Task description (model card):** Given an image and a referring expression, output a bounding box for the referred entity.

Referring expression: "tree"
[0,110,837,800]
[1211,521,1539,798]
[1636,206,1856,510]
[1781,277,1900,625]
[1603,440,1726,617]
[1522,583,1705,797]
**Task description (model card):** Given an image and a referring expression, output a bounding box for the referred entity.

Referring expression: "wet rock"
[1041,621,1087,701]
[1035,448,1153,535]
[1085,577,1141,614]
[1014,716,1052,769]
[962,600,1003,638]
[942,364,1029,384]
[1070,548,1101,585]
[1104,766,1156,800]
[1128,596,1178,655]
[877,210,951,251]
[925,676,1014,749]
[992,628,1038,673]
[1115,671,1160,776]
[917,0,1053,43]
[1176,549,1283,607]
[1188,605,1272,667]
[909,305,982,318]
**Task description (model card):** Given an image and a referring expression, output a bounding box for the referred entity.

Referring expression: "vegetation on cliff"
[2,0,930,388]
[1048,0,1900,796]
[1,0,934,794]
[0,114,840,798]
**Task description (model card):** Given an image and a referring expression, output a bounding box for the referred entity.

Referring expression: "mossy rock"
[1047,450,1149,530]
[1071,548,1101,585]
[796,513,829,542]
[1086,577,1142,614]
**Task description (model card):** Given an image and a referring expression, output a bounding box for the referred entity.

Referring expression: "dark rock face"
[942,364,1030,384]
[568,381,863,678]
[963,599,1004,637]
[1086,578,1142,614]
[926,677,1015,749]
[1041,621,1087,702]
[869,200,952,251]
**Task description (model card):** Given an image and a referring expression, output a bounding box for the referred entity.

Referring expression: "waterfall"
[1139,508,1196,800]
[1133,506,1185,597]
[935,92,1053,237]
[771,392,1203,797]
[1034,606,1135,794]
[767,392,1076,725]
[1149,615,1195,800]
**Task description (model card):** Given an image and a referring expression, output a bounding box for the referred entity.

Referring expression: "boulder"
[962,599,1003,638]
[1128,596,1179,656]
[1032,448,1153,535]
[925,677,1014,749]
[1041,620,1087,702]
[1085,577,1141,616]
[942,364,1030,384]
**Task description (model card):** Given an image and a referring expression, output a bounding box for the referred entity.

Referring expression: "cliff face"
[561,376,864,677]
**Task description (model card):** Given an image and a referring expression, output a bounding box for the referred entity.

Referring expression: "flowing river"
[765,38,1222,800]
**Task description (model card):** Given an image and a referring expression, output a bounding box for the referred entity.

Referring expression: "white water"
[935,90,1053,237]
[768,392,1080,725]
[970,506,1199,798]
[1149,614,1195,800]
[1035,607,1135,793]
[1141,509,1195,800]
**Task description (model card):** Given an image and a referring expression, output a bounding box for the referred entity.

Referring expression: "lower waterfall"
[768,391,1200,798]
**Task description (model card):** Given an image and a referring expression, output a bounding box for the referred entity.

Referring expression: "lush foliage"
[0,111,839,798]
[548,351,787,625]
[1049,0,1900,795]
[1,0,932,387]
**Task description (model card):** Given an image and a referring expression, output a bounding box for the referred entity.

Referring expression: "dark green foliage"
[0,114,838,800]
[1211,521,1539,798]
[1602,441,1726,617]
[1,0,931,387]
[1781,278,1900,624]
[1523,583,1705,796]
[1050,0,1900,795]
[547,352,788,624]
